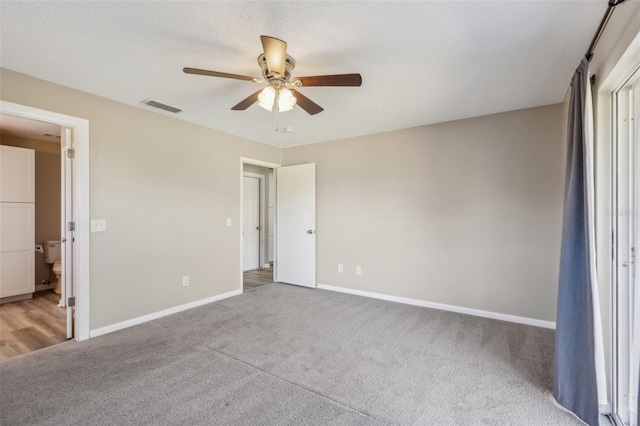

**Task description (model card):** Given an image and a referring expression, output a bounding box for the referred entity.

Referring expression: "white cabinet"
[1,145,35,203]
[1,203,35,297]
[0,145,35,298]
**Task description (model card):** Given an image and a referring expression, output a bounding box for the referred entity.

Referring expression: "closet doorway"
[241,159,277,292]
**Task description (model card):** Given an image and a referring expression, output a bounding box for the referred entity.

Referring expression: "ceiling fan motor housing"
[258,54,296,83]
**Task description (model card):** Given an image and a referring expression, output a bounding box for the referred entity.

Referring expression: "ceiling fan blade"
[291,89,324,115]
[260,36,287,76]
[231,90,263,110]
[184,67,258,82]
[296,74,362,87]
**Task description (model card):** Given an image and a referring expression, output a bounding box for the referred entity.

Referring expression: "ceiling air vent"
[141,99,182,114]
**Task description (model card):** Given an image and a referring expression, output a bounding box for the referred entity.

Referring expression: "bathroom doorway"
[0,101,90,360]
[0,114,67,359]
[241,159,278,292]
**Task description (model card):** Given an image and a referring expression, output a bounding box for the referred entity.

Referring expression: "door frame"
[242,172,265,271]
[60,126,74,339]
[239,158,280,292]
[1,100,90,341]
[609,64,640,426]
[595,30,640,424]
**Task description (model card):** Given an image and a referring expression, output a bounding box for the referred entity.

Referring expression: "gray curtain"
[554,57,599,426]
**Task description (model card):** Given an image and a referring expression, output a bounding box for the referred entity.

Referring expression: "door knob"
[307,230,314,234]
[61,237,67,243]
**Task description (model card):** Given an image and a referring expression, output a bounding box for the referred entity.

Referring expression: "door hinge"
[68,221,76,232]
[67,148,75,159]
[67,297,75,307]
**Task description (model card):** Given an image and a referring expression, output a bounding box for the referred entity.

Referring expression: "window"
[612,64,640,426]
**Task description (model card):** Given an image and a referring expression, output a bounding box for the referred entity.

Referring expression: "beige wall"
[1,68,281,330]
[0,134,61,286]
[0,67,568,328]
[283,104,565,322]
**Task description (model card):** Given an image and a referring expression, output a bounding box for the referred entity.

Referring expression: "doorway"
[0,114,69,359]
[0,101,90,349]
[242,161,276,291]
[239,158,317,292]
[242,174,262,272]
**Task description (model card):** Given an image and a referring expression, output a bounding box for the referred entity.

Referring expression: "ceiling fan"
[184,36,362,115]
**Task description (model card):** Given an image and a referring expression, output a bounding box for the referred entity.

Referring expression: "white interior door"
[0,145,35,298]
[268,170,275,263]
[276,163,315,288]
[61,127,74,339]
[243,176,260,271]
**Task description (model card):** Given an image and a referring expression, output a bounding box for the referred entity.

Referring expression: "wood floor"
[243,268,273,291]
[0,290,67,361]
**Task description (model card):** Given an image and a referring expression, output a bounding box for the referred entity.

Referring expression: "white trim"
[317,283,556,329]
[600,31,640,94]
[610,65,640,426]
[89,289,242,338]
[0,101,91,341]
[240,157,281,169]
[239,157,281,293]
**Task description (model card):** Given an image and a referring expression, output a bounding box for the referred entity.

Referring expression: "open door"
[276,163,315,288]
[60,127,74,339]
[243,176,260,271]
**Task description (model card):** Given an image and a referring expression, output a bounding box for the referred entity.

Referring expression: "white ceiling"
[0,1,606,147]
[0,113,61,143]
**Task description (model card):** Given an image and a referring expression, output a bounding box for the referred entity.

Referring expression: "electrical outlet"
[226,218,232,227]
[355,266,362,275]
[182,276,189,287]
[338,264,343,273]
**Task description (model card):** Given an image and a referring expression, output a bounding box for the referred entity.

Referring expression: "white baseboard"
[316,283,556,329]
[89,289,242,338]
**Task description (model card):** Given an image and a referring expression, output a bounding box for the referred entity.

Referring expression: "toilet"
[43,241,63,294]
[52,261,62,293]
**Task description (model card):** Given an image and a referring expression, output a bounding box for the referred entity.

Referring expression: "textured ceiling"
[0,113,61,143]
[0,1,606,147]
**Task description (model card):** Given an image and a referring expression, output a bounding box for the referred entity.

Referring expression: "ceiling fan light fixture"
[258,86,276,111]
[278,88,296,112]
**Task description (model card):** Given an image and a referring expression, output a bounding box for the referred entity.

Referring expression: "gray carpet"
[0,283,581,425]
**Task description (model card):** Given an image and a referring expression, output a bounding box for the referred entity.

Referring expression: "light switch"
[226,218,232,227]
[91,219,107,232]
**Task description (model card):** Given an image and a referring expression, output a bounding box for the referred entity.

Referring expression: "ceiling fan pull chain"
[275,110,279,133]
